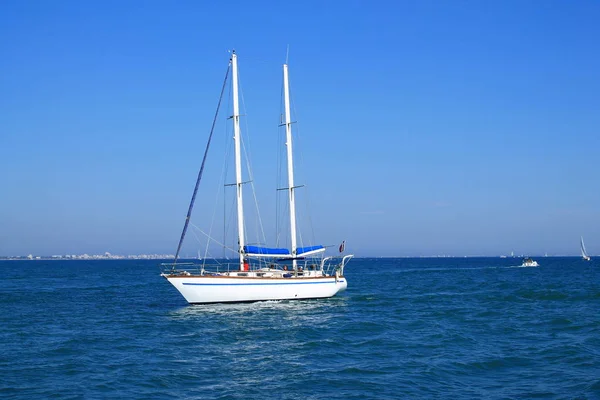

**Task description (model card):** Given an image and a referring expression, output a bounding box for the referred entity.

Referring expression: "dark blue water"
[1,258,599,399]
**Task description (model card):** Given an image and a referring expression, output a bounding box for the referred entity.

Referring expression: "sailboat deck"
[161,265,333,279]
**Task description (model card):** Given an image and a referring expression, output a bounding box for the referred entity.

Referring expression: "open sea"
[1,257,599,399]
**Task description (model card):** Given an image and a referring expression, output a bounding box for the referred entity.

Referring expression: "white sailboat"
[161,51,352,304]
[581,236,591,261]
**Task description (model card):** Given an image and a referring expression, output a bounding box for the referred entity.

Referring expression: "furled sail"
[296,245,326,257]
[243,245,291,257]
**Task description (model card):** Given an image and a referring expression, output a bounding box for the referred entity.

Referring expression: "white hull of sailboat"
[162,275,348,304]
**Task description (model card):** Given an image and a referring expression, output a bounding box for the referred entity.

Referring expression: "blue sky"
[1,0,599,257]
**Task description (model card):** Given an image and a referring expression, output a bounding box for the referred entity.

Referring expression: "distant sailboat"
[581,236,591,261]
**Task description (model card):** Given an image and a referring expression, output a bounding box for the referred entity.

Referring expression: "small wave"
[398,266,503,273]
[458,356,532,371]
[516,289,569,301]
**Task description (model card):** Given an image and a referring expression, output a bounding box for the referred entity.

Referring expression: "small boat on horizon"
[581,236,591,261]
[521,257,539,267]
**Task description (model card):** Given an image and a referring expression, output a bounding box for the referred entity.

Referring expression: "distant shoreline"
[0,255,586,260]
[0,255,175,261]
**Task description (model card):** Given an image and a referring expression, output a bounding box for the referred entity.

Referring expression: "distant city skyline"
[1,1,599,257]
[0,252,175,260]
[0,252,593,260]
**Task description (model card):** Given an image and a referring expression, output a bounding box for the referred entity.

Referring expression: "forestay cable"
[174,61,231,264]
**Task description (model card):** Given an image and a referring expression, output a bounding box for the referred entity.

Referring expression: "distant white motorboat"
[581,236,591,261]
[521,257,539,267]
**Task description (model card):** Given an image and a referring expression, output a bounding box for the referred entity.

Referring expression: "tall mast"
[283,63,298,269]
[232,52,246,271]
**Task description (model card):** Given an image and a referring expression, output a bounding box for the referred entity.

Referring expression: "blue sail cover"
[244,245,290,255]
[296,245,325,255]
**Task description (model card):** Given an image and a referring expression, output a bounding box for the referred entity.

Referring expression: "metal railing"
[160,254,353,277]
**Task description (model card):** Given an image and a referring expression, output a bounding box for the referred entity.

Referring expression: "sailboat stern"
[335,275,348,293]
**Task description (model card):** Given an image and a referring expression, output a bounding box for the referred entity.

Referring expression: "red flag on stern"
[339,240,345,253]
